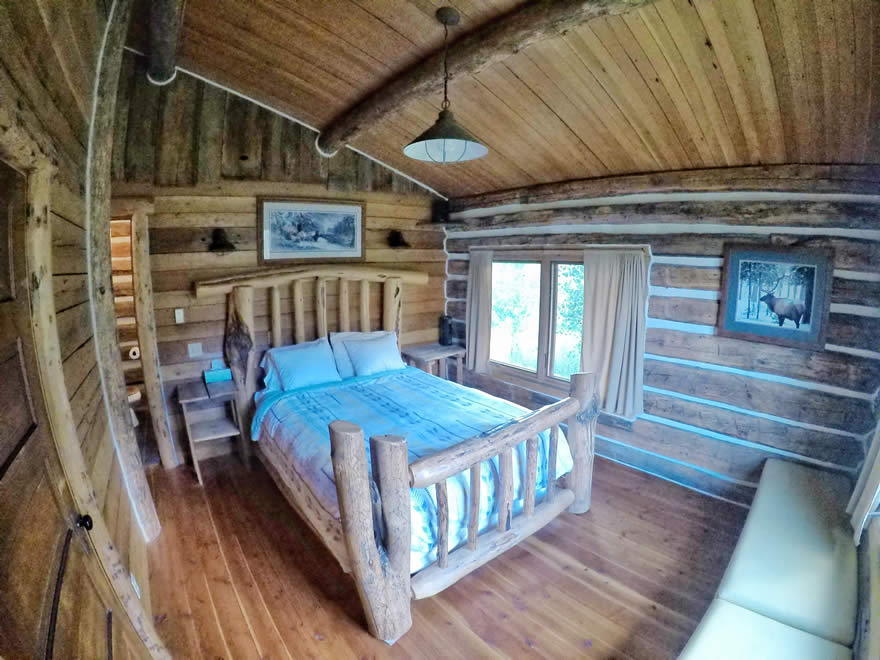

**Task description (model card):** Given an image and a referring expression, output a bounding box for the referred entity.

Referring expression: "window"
[551,264,584,380]
[488,256,585,393]
[490,262,540,371]
[472,247,649,417]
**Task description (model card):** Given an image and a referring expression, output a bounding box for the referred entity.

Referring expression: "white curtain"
[581,250,649,419]
[466,250,493,373]
[848,424,880,545]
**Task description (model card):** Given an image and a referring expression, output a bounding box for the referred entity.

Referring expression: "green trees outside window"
[489,260,584,381]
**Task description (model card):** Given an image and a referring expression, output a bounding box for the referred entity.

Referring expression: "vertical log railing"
[360,280,371,332]
[406,371,598,600]
[292,279,305,343]
[383,277,402,335]
[270,285,282,348]
[315,278,328,337]
[339,279,350,331]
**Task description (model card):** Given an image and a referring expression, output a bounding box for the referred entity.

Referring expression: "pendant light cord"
[442,23,450,110]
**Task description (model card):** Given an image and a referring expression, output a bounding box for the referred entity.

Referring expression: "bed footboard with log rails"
[329,372,599,644]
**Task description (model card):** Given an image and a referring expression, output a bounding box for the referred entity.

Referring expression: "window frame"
[486,249,585,398]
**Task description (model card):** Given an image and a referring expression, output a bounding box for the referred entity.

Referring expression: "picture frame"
[718,245,834,350]
[257,197,365,265]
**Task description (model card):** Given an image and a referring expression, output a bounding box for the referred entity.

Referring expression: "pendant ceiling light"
[403,7,488,163]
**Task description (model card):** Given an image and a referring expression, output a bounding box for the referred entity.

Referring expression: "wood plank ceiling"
[140,0,880,197]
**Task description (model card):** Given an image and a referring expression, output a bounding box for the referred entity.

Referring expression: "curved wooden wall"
[1,0,164,654]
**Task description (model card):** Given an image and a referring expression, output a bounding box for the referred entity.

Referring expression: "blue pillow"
[345,333,406,377]
[259,351,282,391]
[329,331,395,379]
[264,337,341,391]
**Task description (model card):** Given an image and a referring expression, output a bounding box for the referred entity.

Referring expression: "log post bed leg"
[566,372,599,514]
[225,286,256,460]
[523,436,538,517]
[548,425,558,500]
[330,422,412,644]
[383,277,403,335]
[467,465,480,550]
[497,448,514,532]
[435,481,449,568]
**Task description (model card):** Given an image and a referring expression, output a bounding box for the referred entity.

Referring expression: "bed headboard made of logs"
[194,265,430,440]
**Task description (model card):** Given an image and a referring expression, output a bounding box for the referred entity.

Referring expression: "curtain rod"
[468,244,652,255]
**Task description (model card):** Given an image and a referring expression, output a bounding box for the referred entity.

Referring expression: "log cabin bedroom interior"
[2,0,880,658]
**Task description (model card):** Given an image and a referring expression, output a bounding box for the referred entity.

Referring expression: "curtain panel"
[581,250,650,419]
[465,250,493,373]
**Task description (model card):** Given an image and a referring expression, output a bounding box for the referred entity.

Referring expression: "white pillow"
[329,330,395,379]
[263,337,341,391]
[345,333,406,377]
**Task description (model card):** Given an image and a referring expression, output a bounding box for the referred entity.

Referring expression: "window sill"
[485,363,634,432]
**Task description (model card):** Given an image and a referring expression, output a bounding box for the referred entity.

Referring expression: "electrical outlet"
[187,342,203,358]
[174,308,185,324]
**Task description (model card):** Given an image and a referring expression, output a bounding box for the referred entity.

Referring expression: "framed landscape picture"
[257,198,365,265]
[718,245,834,350]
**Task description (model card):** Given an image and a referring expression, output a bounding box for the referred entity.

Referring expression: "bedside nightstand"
[401,343,466,383]
[178,380,241,485]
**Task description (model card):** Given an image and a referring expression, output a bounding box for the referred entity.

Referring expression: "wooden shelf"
[190,418,241,443]
[179,378,242,485]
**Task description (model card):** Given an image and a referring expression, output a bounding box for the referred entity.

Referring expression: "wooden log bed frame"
[194,266,599,644]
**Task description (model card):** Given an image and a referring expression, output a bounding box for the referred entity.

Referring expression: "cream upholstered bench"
[680,458,857,660]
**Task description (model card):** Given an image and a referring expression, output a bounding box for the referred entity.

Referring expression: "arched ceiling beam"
[316,0,659,156]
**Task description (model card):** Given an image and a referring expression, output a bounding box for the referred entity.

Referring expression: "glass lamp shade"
[403,109,488,162]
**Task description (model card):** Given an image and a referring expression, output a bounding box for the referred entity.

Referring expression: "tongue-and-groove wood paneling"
[133,0,880,196]
[444,200,880,505]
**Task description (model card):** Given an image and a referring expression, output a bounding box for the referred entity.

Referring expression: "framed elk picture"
[257,198,365,265]
[718,245,834,350]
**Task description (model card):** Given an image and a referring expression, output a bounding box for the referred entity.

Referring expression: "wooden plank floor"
[146,455,747,659]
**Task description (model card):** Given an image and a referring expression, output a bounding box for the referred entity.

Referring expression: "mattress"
[251,366,573,573]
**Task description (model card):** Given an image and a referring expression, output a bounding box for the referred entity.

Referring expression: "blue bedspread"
[251,367,573,573]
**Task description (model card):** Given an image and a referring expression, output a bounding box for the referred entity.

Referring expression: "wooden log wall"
[122,188,445,459]
[445,199,880,506]
[112,53,446,459]
[112,52,423,194]
[0,0,153,620]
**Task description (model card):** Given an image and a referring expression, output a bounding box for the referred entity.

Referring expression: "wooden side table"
[178,379,241,485]
[401,343,466,383]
